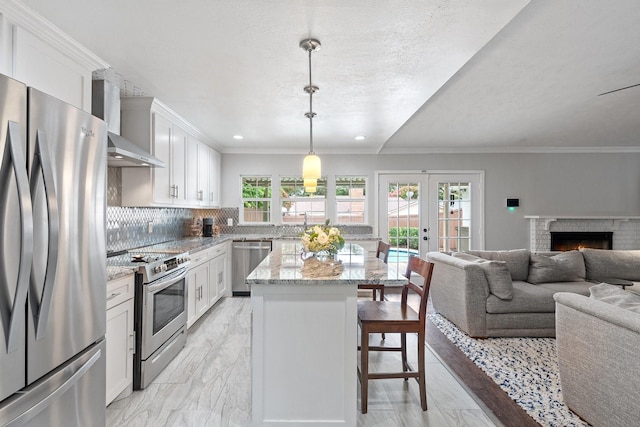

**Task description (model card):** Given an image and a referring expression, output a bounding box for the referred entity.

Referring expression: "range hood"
[92,79,165,167]
[107,132,165,167]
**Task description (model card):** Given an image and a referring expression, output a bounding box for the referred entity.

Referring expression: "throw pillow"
[464,249,530,281]
[527,251,586,284]
[452,252,513,300]
[589,283,640,314]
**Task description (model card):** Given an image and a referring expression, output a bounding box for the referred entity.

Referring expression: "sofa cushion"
[581,248,640,282]
[486,281,557,314]
[464,249,530,281]
[589,283,640,314]
[452,252,513,300]
[527,251,586,284]
[537,281,592,296]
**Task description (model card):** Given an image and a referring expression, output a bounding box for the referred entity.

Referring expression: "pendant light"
[300,38,321,180]
[304,178,317,194]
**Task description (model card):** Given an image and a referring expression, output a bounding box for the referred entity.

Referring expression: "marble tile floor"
[106,297,499,427]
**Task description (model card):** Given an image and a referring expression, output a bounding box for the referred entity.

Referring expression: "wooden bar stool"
[357,255,434,414]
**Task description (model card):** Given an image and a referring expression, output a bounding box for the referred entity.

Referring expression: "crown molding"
[0,0,108,71]
[377,145,640,154]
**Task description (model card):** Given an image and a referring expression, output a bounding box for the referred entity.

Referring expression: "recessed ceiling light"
[233,135,244,140]
[355,135,366,141]
[114,155,123,159]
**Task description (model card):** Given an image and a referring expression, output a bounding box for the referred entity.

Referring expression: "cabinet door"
[152,112,173,204]
[217,253,228,297]
[171,125,187,204]
[209,147,221,207]
[195,262,210,318]
[197,142,210,206]
[185,137,199,205]
[187,269,198,328]
[106,299,134,405]
[209,254,226,305]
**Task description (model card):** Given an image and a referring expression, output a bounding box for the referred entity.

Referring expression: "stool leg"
[360,325,369,414]
[418,331,427,410]
[401,332,408,377]
[380,287,386,340]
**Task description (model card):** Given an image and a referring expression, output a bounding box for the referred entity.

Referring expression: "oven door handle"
[147,268,188,294]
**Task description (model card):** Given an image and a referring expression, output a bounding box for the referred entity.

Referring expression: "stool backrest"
[376,241,391,263]
[402,256,434,326]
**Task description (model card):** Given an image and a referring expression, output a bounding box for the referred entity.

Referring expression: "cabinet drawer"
[189,249,210,268]
[209,244,226,258]
[107,274,135,310]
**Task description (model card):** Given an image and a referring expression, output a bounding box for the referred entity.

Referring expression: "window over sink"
[280,176,327,224]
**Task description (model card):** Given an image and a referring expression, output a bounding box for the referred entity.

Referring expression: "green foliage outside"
[388,227,419,249]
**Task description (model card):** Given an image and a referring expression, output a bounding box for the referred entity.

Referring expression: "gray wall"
[220,152,640,250]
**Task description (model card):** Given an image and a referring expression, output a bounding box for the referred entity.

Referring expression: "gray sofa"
[555,286,640,427]
[427,248,640,337]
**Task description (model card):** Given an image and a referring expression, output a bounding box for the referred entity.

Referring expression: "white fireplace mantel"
[525,215,640,231]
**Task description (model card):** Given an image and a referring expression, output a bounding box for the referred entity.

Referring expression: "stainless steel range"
[108,251,190,389]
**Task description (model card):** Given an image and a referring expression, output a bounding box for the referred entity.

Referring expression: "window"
[280,177,326,224]
[241,176,272,223]
[335,175,366,224]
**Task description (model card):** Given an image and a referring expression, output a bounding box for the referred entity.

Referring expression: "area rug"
[427,313,589,427]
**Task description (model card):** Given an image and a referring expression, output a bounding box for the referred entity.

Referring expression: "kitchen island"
[247,241,407,426]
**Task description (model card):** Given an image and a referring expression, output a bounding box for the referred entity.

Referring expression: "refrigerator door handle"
[2,345,102,427]
[28,130,59,340]
[0,121,33,353]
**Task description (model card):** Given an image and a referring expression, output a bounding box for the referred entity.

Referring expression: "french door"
[378,172,484,269]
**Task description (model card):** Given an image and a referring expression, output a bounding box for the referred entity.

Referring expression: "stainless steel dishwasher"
[232,239,272,296]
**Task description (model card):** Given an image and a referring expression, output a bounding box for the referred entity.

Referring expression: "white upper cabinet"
[0,1,108,112]
[209,147,221,207]
[171,124,188,205]
[197,141,210,207]
[120,97,220,207]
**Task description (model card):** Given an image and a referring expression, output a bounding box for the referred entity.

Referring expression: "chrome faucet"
[303,212,308,229]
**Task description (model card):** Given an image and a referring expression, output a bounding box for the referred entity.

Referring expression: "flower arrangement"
[301,219,345,256]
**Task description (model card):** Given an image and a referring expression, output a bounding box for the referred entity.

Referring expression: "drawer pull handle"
[107,292,122,301]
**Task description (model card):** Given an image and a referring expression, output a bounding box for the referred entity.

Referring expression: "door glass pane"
[386,181,420,271]
[438,182,471,252]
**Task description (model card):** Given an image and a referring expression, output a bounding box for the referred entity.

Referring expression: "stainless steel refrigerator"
[0,73,107,426]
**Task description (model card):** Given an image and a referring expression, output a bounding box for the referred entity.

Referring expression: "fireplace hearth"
[550,231,613,251]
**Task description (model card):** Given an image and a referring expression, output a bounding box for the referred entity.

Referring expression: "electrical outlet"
[147,221,153,233]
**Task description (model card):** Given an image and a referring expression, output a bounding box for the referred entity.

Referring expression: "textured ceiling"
[19,0,640,154]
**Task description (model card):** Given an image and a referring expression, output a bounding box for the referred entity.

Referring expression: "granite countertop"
[137,234,379,254]
[107,266,137,282]
[106,233,378,282]
[246,241,406,286]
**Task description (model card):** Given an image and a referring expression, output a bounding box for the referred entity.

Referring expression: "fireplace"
[550,232,613,251]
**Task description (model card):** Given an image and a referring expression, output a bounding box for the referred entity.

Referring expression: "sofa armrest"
[554,292,640,427]
[427,252,491,337]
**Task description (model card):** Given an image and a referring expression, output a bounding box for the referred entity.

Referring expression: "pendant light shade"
[300,38,322,180]
[304,178,317,187]
[303,155,321,180]
[305,186,317,193]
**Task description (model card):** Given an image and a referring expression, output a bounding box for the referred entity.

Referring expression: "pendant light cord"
[308,47,315,154]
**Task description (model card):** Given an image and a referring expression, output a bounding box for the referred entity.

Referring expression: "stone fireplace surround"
[527,216,640,252]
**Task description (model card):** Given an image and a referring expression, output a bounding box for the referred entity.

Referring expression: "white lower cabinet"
[187,242,230,328]
[209,246,228,306]
[106,274,135,406]
[187,256,210,328]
